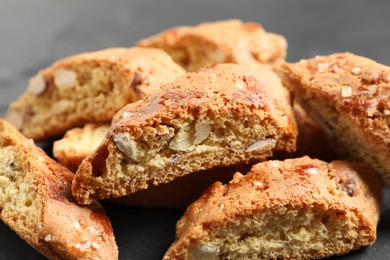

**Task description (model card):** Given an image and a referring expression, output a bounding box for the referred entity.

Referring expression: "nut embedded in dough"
[54,68,78,89]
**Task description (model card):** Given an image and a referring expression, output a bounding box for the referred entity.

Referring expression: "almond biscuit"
[72,63,297,205]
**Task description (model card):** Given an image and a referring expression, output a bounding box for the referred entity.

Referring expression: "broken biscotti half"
[53,123,251,208]
[54,123,250,208]
[53,123,110,172]
[0,119,118,259]
[72,63,297,205]
[136,19,287,72]
[54,123,240,208]
[5,47,185,140]
[276,52,390,184]
[163,156,382,260]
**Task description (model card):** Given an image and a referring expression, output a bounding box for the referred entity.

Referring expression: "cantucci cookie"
[5,47,185,140]
[114,166,242,208]
[137,19,287,71]
[54,124,249,208]
[53,123,110,172]
[54,123,241,208]
[72,63,297,205]
[163,157,382,260]
[0,119,118,259]
[276,52,390,184]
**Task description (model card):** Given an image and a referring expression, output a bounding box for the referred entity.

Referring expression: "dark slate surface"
[0,0,389,259]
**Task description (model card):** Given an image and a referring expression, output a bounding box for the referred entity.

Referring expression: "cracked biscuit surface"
[163,156,382,260]
[137,19,287,71]
[72,63,297,205]
[5,47,185,140]
[0,119,118,259]
[276,52,390,184]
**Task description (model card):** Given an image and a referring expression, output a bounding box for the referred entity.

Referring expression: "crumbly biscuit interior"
[38,64,128,121]
[0,144,38,237]
[185,208,365,259]
[98,111,283,197]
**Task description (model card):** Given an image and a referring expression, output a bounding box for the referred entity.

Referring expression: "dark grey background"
[1,0,390,259]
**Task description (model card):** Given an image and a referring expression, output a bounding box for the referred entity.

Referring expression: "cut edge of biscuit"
[163,157,382,259]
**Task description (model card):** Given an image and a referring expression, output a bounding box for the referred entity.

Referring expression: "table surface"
[1,0,390,259]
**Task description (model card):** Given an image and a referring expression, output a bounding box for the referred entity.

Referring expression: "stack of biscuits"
[0,19,387,259]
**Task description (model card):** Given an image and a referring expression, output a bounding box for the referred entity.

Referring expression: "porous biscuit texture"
[276,52,390,184]
[0,119,118,259]
[53,123,110,172]
[5,47,185,140]
[163,156,382,260]
[72,63,297,205]
[137,19,287,71]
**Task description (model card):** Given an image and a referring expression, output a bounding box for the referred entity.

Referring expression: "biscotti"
[274,102,335,161]
[276,52,390,184]
[137,19,287,71]
[113,165,243,208]
[72,63,297,205]
[53,123,110,172]
[5,47,185,140]
[0,118,118,259]
[163,156,382,259]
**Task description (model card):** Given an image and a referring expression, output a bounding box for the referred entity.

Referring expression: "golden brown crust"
[276,52,390,183]
[53,124,110,172]
[72,63,297,205]
[5,47,185,140]
[164,156,382,259]
[137,19,287,71]
[0,118,118,259]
